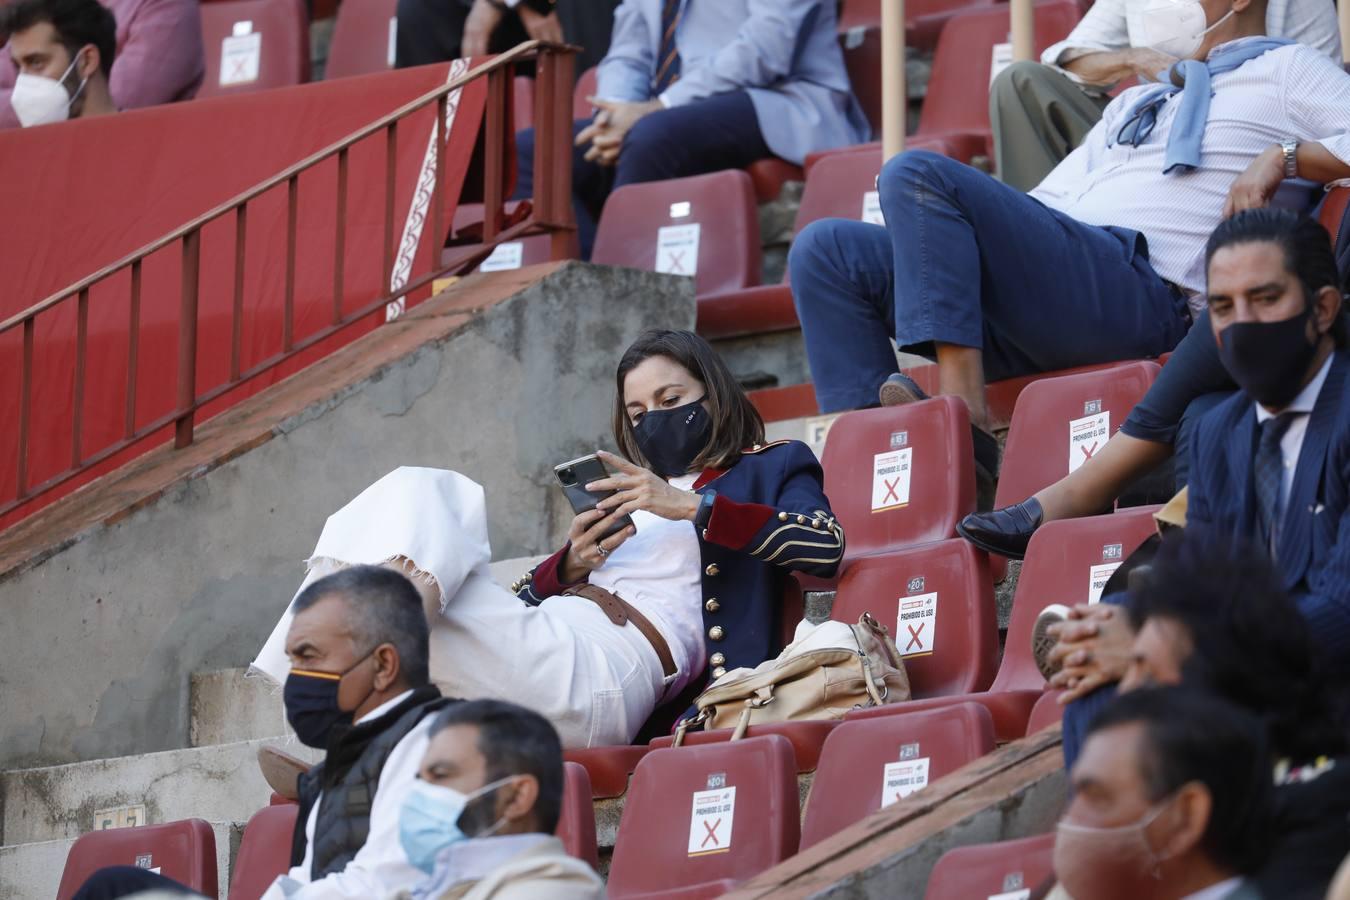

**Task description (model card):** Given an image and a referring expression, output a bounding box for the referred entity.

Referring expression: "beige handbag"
[674,613,912,744]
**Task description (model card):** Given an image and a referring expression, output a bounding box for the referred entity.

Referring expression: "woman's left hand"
[589,451,701,522]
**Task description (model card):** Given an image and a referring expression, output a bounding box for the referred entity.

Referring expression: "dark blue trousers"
[513,90,771,258]
[788,150,1191,413]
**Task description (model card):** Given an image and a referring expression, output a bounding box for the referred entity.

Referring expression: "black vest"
[291,686,454,879]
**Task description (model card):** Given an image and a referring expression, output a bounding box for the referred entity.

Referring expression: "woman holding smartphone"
[252,330,843,748]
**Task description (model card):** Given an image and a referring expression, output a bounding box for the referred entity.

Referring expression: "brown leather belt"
[563,584,677,679]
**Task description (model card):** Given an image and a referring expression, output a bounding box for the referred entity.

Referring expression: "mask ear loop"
[61,48,90,112]
[463,775,525,839]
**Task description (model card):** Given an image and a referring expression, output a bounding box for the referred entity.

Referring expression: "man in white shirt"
[788,0,1350,473]
[1054,687,1272,900]
[990,0,1340,190]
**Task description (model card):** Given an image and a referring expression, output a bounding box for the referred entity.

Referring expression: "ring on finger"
[596,543,609,558]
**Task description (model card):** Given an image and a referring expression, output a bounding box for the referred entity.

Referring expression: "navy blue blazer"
[1187,350,1350,666]
[514,440,844,682]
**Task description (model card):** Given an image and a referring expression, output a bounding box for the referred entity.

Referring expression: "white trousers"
[430,571,673,747]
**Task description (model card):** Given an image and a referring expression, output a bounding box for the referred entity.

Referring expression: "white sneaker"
[1031,604,1071,681]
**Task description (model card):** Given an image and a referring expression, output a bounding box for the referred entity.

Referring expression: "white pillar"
[1340,0,1350,63]
[882,0,907,159]
[1011,0,1035,61]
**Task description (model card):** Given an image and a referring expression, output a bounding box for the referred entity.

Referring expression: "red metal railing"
[0,41,575,521]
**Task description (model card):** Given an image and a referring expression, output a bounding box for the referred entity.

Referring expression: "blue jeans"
[789,151,1191,413]
[513,91,772,258]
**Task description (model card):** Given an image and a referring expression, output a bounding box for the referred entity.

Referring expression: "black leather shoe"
[956,496,1044,559]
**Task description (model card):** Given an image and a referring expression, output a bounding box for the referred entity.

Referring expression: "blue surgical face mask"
[399,775,519,873]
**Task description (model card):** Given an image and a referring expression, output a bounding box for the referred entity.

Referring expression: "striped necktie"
[1255,412,1295,558]
[653,0,682,94]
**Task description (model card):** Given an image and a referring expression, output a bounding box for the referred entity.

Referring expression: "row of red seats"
[54,760,601,900]
[54,743,1060,900]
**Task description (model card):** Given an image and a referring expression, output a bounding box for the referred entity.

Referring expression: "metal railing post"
[175,230,201,449]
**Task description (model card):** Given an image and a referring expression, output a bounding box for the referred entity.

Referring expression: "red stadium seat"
[846,689,1043,743]
[994,360,1161,511]
[801,702,996,848]
[820,397,977,563]
[563,745,652,799]
[228,805,299,900]
[831,540,999,698]
[746,157,805,203]
[573,66,598,121]
[924,832,1056,900]
[916,0,1080,163]
[557,762,600,869]
[608,735,800,898]
[1320,184,1350,243]
[449,202,554,273]
[844,510,1156,739]
[57,819,218,900]
[698,145,884,340]
[649,721,840,774]
[324,0,398,80]
[199,0,310,99]
[839,0,999,50]
[995,507,1161,692]
[592,170,761,297]
[1025,689,1066,734]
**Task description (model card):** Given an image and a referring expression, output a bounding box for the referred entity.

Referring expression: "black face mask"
[1218,305,1318,408]
[633,396,713,477]
[283,651,376,748]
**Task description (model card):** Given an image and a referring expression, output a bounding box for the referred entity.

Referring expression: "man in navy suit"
[1186,207,1350,668]
[512,0,870,256]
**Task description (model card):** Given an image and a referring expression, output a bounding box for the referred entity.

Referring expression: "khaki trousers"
[990,60,1114,192]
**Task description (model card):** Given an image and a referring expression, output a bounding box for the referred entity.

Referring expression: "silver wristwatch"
[1280,139,1299,179]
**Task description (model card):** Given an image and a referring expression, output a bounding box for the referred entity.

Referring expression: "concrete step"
[765,412,839,461]
[188,554,547,749]
[0,821,240,900]
[1,737,319,847]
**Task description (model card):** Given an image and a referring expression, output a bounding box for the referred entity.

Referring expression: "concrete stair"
[0,554,545,899]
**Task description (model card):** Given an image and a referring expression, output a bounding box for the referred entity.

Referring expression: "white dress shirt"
[1031,40,1350,301]
[589,472,707,695]
[1041,0,1340,83]
[1183,877,1246,900]
[1254,350,1334,522]
[262,689,436,899]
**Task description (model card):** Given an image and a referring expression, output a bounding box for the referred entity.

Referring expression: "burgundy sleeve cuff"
[529,543,586,600]
[703,495,776,550]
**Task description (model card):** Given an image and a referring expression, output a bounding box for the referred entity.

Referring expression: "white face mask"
[1137,0,1236,60]
[11,51,87,128]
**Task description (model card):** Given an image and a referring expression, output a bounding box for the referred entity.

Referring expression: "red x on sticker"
[701,818,722,848]
[1080,441,1099,460]
[230,57,248,76]
[906,622,925,651]
[667,251,687,273]
[883,478,900,503]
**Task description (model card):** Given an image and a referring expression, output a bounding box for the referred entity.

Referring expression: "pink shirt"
[0,0,204,128]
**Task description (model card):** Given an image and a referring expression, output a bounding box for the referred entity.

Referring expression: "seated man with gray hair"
[71,566,455,900]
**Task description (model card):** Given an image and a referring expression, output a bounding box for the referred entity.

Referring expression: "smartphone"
[554,453,635,541]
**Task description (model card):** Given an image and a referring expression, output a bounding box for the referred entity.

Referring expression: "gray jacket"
[596,0,871,164]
